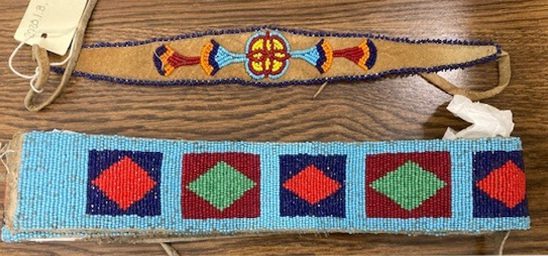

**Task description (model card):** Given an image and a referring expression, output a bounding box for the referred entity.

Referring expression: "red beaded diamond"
[476,160,526,209]
[282,165,341,205]
[92,156,157,210]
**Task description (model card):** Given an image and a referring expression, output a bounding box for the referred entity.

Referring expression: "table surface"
[0,0,547,255]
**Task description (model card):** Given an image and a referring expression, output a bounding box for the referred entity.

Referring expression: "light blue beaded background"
[2,131,530,242]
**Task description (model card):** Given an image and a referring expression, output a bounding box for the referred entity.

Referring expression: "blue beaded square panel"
[473,151,528,217]
[279,154,346,217]
[86,150,163,216]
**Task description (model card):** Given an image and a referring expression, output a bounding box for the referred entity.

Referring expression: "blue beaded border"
[51,25,501,87]
[2,131,529,242]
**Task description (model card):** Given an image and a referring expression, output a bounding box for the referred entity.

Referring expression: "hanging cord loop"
[20,0,97,112]
[420,51,511,101]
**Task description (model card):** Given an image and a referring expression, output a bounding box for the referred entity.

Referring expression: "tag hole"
[41,33,48,39]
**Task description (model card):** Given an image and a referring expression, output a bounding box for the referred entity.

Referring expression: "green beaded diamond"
[370,161,446,211]
[187,161,256,211]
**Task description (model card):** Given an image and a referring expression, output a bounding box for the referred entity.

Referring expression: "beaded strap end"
[2,131,529,242]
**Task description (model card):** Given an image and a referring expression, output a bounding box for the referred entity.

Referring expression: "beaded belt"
[2,131,529,242]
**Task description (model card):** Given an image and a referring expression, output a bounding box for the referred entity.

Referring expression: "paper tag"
[14,0,87,55]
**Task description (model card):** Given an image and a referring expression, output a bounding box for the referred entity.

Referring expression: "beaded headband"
[22,25,512,111]
[64,25,505,87]
[2,131,529,242]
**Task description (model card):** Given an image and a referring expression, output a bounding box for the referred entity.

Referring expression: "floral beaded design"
[245,31,292,79]
[52,25,503,88]
[152,29,377,80]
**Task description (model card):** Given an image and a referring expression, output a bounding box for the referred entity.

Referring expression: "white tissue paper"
[443,95,514,140]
